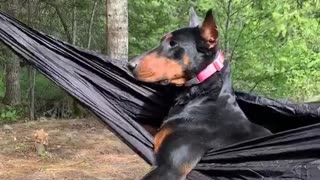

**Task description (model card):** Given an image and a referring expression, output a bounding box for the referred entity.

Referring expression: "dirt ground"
[0,118,149,180]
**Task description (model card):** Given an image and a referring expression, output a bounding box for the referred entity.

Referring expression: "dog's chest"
[166,93,247,125]
[167,97,222,123]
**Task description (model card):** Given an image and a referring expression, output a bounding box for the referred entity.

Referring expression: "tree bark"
[106,0,128,60]
[3,58,21,105]
[27,1,36,120]
[28,67,36,120]
[3,0,21,106]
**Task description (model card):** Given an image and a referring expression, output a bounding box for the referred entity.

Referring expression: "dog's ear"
[189,7,200,27]
[200,9,218,49]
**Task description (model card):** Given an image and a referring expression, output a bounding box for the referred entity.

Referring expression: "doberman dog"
[128,8,272,180]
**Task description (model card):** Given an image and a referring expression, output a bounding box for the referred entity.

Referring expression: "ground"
[0,119,149,180]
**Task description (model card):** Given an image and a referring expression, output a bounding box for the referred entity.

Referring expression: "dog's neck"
[218,61,233,94]
[175,60,233,105]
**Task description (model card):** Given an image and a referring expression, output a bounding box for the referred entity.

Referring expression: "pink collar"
[185,51,224,87]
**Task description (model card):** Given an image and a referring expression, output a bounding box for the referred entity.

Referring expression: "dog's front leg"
[142,129,207,180]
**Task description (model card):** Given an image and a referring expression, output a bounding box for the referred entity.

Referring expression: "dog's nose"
[128,61,137,71]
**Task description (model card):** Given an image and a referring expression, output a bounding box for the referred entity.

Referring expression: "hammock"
[1,11,320,179]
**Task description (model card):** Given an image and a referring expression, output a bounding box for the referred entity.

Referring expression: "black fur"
[129,9,271,180]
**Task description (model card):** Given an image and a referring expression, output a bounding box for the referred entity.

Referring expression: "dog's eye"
[169,41,178,48]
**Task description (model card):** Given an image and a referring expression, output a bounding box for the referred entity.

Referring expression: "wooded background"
[0,0,319,123]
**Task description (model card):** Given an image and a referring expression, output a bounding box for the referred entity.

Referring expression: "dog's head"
[128,9,219,86]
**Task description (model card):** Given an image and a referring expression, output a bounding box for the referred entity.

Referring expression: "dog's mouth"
[130,69,185,86]
[158,78,185,87]
[136,78,179,86]
[133,75,185,87]
[159,79,170,85]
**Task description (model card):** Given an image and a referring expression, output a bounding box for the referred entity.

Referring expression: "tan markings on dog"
[142,124,157,136]
[183,54,190,66]
[171,78,187,85]
[154,127,172,153]
[179,162,193,177]
[136,52,186,85]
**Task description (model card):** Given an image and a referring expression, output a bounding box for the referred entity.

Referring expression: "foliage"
[128,0,195,58]
[0,105,24,124]
[20,70,66,102]
[129,0,320,101]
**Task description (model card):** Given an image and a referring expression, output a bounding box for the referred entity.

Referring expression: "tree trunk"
[71,0,87,118]
[3,57,21,105]
[27,1,36,121]
[106,0,128,60]
[28,67,36,120]
[72,0,77,45]
[3,0,21,106]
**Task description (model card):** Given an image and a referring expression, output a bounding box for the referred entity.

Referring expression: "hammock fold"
[1,11,320,179]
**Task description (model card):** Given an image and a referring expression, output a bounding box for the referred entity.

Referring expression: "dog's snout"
[128,61,137,71]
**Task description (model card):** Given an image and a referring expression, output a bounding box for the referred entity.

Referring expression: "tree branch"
[229,22,246,62]
[55,6,72,43]
[248,65,318,93]
[249,71,268,93]
[231,0,254,17]
[87,0,99,49]
[224,0,233,56]
[41,0,72,43]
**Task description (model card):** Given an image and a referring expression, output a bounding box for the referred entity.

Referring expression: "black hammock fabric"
[1,11,320,179]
